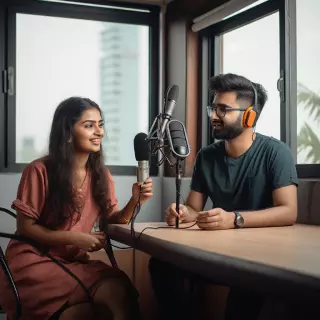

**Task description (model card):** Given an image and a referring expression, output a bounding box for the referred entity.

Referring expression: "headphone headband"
[250,82,258,113]
[243,81,258,128]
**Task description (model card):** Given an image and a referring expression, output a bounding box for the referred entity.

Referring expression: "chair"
[0,207,119,319]
[0,207,97,319]
[0,207,21,320]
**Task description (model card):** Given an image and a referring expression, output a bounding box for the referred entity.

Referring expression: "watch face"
[236,215,244,227]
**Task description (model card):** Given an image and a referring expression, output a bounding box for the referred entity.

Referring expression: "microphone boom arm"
[146,114,162,141]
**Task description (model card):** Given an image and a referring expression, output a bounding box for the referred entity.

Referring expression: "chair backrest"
[0,207,21,319]
[0,244,6,314]
[0,207,16,219]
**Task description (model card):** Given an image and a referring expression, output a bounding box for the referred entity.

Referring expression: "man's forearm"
[239,205,297,228]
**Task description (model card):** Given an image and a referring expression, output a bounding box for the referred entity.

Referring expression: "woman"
[0,97,153,320]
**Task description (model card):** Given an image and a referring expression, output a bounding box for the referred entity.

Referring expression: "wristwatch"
[234,211,244,228]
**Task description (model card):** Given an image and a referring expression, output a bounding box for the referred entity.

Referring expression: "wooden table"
[108,222,320,300]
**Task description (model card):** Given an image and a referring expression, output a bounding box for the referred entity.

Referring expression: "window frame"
[0,0,160,176]
[199,0,318,178]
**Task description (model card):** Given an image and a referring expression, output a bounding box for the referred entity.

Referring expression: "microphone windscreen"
[168,120,189,157]
[167,85,179,101]
[134,132,149,161]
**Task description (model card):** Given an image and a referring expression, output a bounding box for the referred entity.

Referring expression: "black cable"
[130,164,187,241]
[0,207,95,319]
[134,222,197,241]
[102,194,142,267]
[105,185,143,266]
[111,244,132,250]
[130,189,142,239]
[104,232,119,269]
[105,179,194,269]
[129,182,196,241]
[0,232,93,302]
[45,251,93,303]
[0,231,102,319]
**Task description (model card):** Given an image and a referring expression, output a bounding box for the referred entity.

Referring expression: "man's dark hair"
[208,73,268,117]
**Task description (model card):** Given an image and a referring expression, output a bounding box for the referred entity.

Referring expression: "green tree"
[297,83,320,163]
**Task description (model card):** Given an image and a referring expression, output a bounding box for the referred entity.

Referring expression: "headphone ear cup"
[243,106,257,128]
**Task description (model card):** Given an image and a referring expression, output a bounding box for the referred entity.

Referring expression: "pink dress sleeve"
[105,168,119,216]
[11,160,47,220]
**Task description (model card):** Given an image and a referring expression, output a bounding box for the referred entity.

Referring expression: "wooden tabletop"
[108,222,320,299]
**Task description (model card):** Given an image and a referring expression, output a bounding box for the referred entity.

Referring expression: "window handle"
[8,66,14,96]
[277,72,284,102]
[2,66,14,96]
[2,69,7,93]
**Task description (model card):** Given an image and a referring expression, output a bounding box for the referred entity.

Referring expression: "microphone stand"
[175,159,183,229]
[147,118,190,229]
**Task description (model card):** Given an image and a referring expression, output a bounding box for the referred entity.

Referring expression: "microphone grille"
[168,120,189,158]
[134,132,149,161]
[167,85,179,101]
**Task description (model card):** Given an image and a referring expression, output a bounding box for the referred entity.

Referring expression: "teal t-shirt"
[190,133,298,211]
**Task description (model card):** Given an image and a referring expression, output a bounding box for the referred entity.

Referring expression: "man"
[148,73,298,320]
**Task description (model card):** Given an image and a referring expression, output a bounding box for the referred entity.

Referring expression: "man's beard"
[211,117,244,140]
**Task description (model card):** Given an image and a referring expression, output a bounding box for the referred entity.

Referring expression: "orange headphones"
[243,83,258,128]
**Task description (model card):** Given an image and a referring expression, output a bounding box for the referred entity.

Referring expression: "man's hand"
[196,208,235,230]
[164,203,190,226]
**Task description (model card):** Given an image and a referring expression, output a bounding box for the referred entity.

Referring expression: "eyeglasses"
[207,103,247,118]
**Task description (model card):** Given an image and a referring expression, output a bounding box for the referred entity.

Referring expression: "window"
[0,0,159,175]
[202,0,320,178]
[203,0,283,144]
[219,12,280,139]
[296,0,320,165]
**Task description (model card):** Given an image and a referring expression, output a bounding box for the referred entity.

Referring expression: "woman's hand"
[132,178,153,205]
[75,251,91,263]
[69,231,105,252]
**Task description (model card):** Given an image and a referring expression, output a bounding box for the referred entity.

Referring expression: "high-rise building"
[20,137,38,163]
[100,23,148,166]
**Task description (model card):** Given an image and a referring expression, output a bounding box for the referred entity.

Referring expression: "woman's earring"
[67,138,72,144]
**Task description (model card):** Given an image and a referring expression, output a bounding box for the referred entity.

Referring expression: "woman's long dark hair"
[40,97,113,229]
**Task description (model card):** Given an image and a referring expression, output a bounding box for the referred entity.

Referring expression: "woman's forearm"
[108,197,138,224]
[17,215,74,246]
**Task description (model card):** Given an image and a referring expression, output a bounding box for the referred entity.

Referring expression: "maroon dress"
[0,160,124,319]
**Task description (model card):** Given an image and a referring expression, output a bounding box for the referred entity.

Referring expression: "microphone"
[134,132,149,183]
[160,85,179,136]
[166,120,190,229]
[166,119,191,159]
